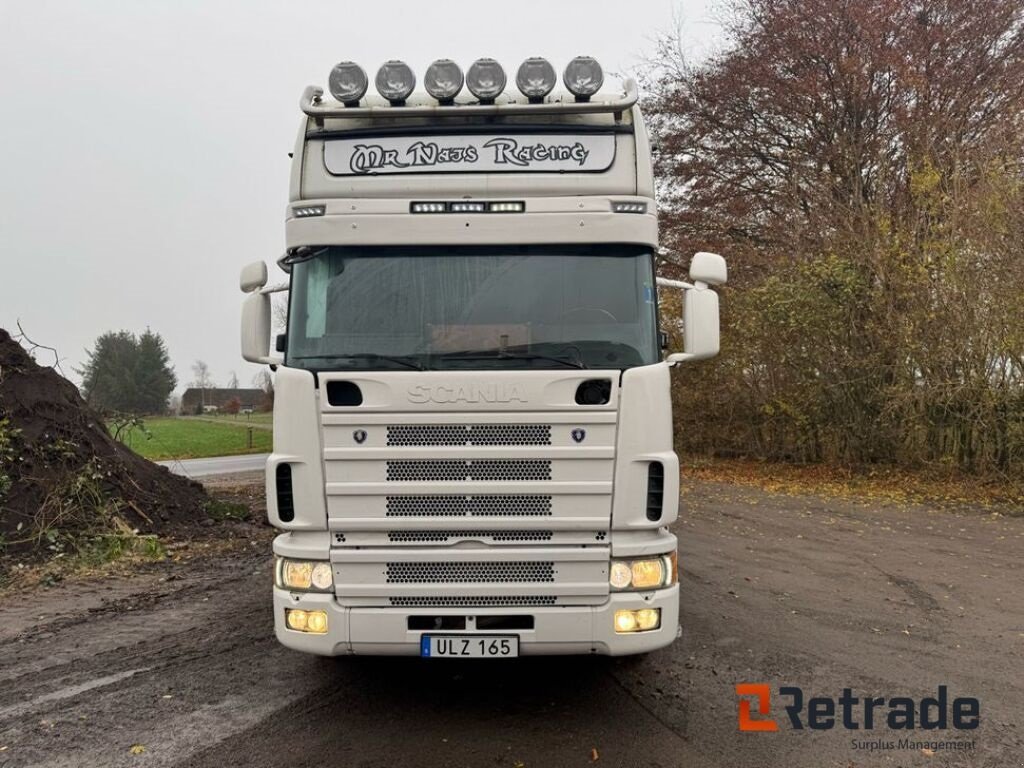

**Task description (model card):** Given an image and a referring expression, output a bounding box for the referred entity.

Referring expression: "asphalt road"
[157,453,269,478]
[0,480,1021,767]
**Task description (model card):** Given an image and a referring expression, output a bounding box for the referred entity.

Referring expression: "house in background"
[180,388,266,414]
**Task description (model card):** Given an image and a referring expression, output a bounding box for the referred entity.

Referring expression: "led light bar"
[292,205,326,218]
[450,201,486,213]
[410,201,526,214]
[488,201,526,213]
[612,201,647,214]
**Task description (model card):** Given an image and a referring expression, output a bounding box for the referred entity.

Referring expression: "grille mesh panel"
[387,424,551,446]
[386,459,552,482]
[387,530,554,543]
[385,561,555,583]
[385,495,553,517]
[388,595,557,607]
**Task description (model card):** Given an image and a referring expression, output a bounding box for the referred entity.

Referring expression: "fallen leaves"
[680,457,1024,510]
[129,744,146,755]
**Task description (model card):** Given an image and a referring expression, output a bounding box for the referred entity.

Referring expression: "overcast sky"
[0,0,722,393]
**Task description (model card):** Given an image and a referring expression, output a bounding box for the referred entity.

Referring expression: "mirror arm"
[656,276,693,290]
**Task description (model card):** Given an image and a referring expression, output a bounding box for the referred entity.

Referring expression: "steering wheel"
[561,307,618,323]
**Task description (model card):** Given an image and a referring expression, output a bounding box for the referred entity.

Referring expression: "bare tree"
[647,0,1024,475]
[227,371,239,389]
[191,360,215,410]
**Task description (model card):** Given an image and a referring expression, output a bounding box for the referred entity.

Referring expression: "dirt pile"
[0,328,209,561]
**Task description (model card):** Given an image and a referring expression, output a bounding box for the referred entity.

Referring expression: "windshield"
[286,244,658,371]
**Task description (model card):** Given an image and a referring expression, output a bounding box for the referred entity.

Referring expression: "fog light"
[614,610,638,633]
[635,608,661,631]
[286,609,308,631]
[614,608,661,633]
[305,610,328,634]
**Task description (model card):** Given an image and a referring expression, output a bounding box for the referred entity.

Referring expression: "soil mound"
[0,328,208,559]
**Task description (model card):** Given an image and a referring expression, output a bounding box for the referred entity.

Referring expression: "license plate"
[421,635,519,658]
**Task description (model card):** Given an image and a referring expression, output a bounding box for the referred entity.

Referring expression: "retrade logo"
[736,684,779,732]
[735,684,979,733]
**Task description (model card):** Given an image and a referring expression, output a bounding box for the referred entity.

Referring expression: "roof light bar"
[466,58,506,104]
[375,60,416,105]
[424,59,464,104]
[292,205,326,218]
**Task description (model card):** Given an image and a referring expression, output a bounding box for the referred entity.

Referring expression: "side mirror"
[240,261,282,365]
[661,252,727,364]
[689,251,727,286]
[240,261,268,294]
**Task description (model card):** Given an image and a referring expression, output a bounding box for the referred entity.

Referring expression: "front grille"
[387,530,554,543]
[388,595,557,607]
[387,424,551,446]
[385,561,556,583]
[385,494,553,517]
[386,460,552,482]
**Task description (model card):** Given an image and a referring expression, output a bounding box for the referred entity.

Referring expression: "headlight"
[608,553,677,591]
[275,557,334,592]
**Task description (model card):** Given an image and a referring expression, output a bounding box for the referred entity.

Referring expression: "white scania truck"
[240,56,726,657]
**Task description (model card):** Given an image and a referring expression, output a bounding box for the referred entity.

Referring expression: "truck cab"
[240,56,726,657]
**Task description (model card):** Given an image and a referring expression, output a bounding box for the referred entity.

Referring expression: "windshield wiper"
[333,353,425,371]
[436,349,587,369]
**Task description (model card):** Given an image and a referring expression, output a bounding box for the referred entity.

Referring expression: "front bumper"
[273,585,680,656]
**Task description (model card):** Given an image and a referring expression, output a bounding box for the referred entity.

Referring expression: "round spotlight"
[563,55,604,101]
[466,58,506,103]
[516,57,556,102]
[375,60,416,105]
[424,58,464,104]
[327,61,368,107]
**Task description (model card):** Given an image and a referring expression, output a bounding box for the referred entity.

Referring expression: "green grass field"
[116,417,273,460]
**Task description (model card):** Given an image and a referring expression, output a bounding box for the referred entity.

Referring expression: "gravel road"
[0,480,1020,767]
